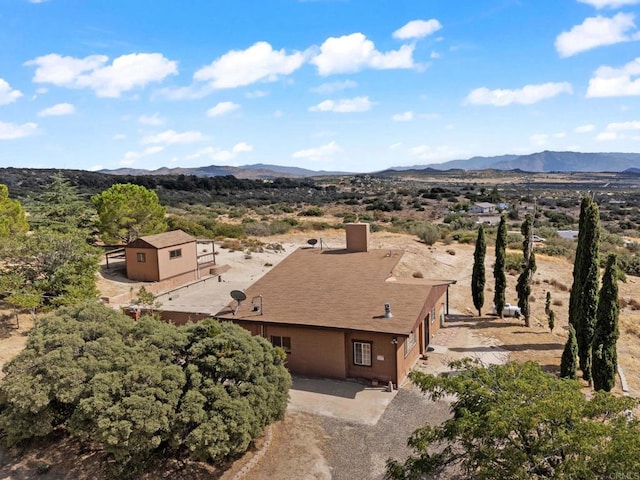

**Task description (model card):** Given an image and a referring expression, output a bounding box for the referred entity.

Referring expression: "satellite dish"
[230,290,247,302]
[307,238,318,247]
[230,290,246,315]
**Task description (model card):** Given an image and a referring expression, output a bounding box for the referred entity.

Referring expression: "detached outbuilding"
[125,230,215,283]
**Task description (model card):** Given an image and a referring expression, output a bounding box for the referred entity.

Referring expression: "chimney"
[345,223,370,252]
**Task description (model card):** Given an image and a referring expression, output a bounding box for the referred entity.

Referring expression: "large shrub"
[0,303,291,476]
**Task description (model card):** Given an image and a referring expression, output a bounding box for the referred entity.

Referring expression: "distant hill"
[394,151,640,173]
[100,163,348,179]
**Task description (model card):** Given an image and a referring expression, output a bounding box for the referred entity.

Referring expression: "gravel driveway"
[320,386,451,480]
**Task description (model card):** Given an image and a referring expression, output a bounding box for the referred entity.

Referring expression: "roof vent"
[383,303,393,318]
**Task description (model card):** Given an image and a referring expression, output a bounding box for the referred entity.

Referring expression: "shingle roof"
[216,247,453,335]
[127,230,195,249]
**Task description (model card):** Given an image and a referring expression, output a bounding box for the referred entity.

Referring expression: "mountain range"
[100,151,640,179]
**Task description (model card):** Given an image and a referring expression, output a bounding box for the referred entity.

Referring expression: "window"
[270,335,291,353]
[353,341,372,366]
[136,252,146,263]
[431,307,436,323]
[169,248,182,259]
[405,331,417,356]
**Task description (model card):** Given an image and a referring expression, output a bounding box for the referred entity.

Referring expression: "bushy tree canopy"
[0,303,291,476]
[92,183,167,244]
[0,229,101,306]
[387,361,640,480]
[0,184,28,238]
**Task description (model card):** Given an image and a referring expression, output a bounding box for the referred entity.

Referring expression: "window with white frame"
[353,341,372,366]
[431,307,436,323]
[270,335,291,353]
[136,252,146,262]
[169,248,182,259]
[405,331,417,356]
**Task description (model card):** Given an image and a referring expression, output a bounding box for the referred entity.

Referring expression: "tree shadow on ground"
[0,314,18,339]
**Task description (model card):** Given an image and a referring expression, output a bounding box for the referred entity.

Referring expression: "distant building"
[469,202,497,214]
[124,230,215,282]
[212,224,456,387]
[558,230,579,241]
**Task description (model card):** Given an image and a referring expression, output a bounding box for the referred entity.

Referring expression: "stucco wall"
[157,242,197,281]
[125,248,160,281]
[345,331,398,384]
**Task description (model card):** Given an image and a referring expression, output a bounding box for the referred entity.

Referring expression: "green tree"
[493,215,507,318]
[592,254,620,392]
[0,229,100,306]
[92,183,167,244]
[561,324,579,379]
[386,360,639,480]
[0,303,291,475]
[29,173,93,233]
[517,251,536,327]
[569,197,600,382]
[471,225,486,316]
[0,184,28,238]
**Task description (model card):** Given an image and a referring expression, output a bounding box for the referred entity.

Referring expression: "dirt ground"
[1,228,639,478]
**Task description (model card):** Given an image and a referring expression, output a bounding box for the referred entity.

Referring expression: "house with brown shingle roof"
[215,224,455,387]
[125,230,215,282]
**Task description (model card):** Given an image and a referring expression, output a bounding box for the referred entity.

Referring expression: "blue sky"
[1,0,640,173]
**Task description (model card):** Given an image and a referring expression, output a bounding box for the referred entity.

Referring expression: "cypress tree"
[494,215,507,318]
[546,291,555,332]
[560,324,579,379]
[569,197,600,382]
[517,251,536,327]
[592,254,620,392]
[517,215,535,327]
[472,225,486,316]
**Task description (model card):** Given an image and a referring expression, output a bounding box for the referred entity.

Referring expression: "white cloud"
[113,133,127,140]
[530,132,566,146]
[311,33,414,75]
[586,57,640,97]
[393,19,442,40]
[141,129,206,145]
[392,111,414,122]
[0,121,38,140]
[25,53,177,97]
[138,113,165,126]
[292,141,343,161]
[430,51,441,59]
[574,124,596,133]
[595,131,620,141]
[309,96,374,112]
[409,144,464,162]
[273,109,284,118]
[0,79,23,105]
[555,13,640,57]
[37,102,75,117]
[389,142,403,150]
[187,142,253,163]
[466,82,573,106]
[594,120,640,140]
[605,120,640,131]
[246,89,269,98]
[578,0,640,8]
[206,101,240,117]
[311,80,358,94]
[88,164,103,171]
[120,146,164,165]
[194,42,305,89]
